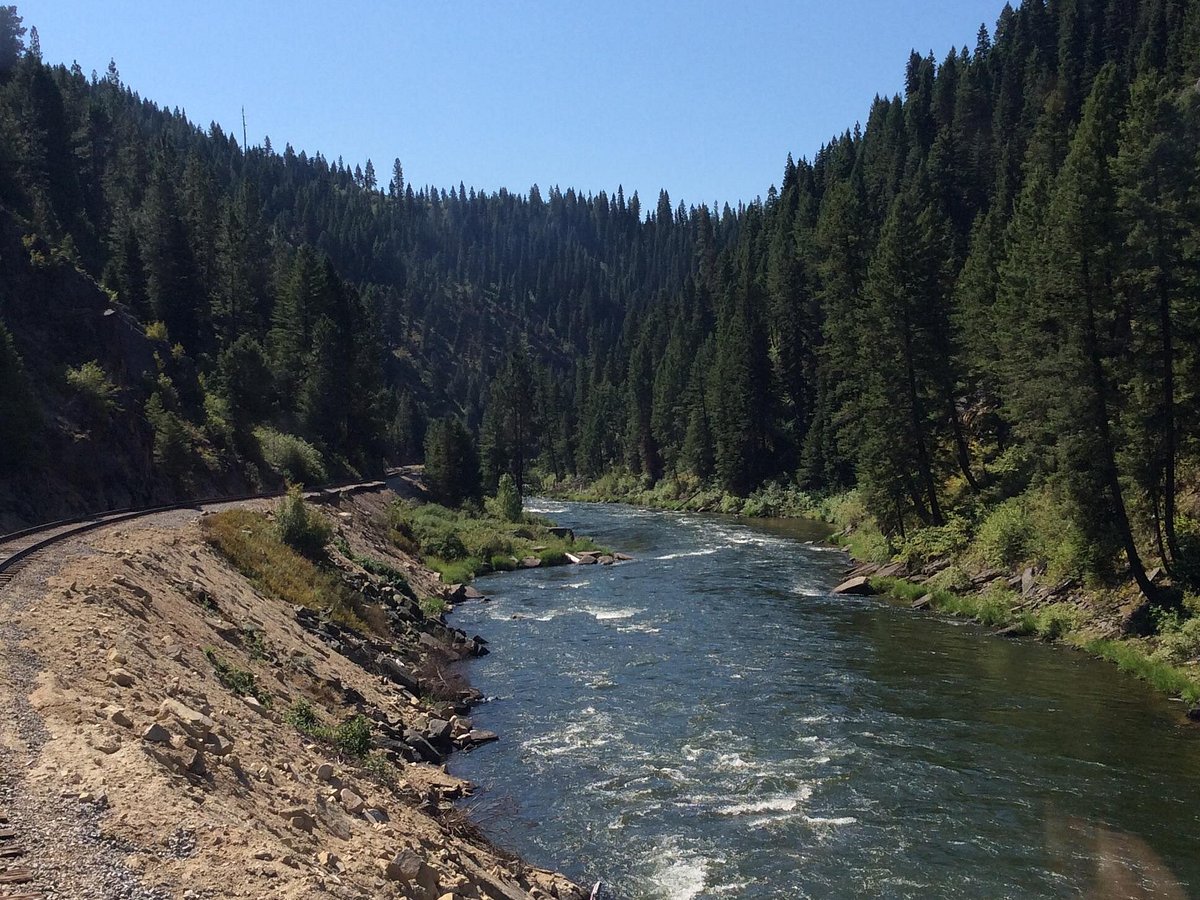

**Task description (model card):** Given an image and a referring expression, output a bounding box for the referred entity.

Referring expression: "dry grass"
[201,508,386,637]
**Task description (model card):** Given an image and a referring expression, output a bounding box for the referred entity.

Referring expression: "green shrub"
[926,564,972,592]
[285,699,321,731]
[1152,613,1200,664]
[255,426,328,485]
[974,582,1017,627]
[203,648,271,706]
[494,473,522,522]
[333,715,373,757]
[275,487,332,559]
[971,497,1034,569]
[65,361,120,420]
[1033,602,1082,641]
[898,517,972,567]
[420,595,448,617]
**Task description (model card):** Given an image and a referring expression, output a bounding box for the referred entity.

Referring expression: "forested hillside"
[2,0,1200,607]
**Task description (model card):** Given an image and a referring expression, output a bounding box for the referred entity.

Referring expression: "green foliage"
[285,699,320,731]
[145,389,196,486]
[332,714,373,758]
[1151,608,1200,664]
[275,486,332,559]
[203,648,272,706]
[423,417,481,506]
[897,518,972,568]
[1033,603,1083,641]
[202,508,384,636]
[1086,639,1200,704]
[255,427,328,485]
[283,701,372,758]
[971,498,1035,570]
[387,499,602,582]
[420,595,448,617]
[493,473,522,523]
[64,361,120,421]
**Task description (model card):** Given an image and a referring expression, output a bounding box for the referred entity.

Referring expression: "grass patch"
[388,500,605,582]
[283,700,374,758]
[1085,639,1200,704]
[203,648,272,706]
[202,508,385,636]
[871,576,1016,628]
[420,595,448,618]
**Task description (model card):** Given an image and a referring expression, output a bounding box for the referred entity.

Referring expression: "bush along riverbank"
[547,473,1200,717]
[386,496,626,587]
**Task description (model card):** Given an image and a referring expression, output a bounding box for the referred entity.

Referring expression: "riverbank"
[546,474,1200,717]
[0,483,583,899]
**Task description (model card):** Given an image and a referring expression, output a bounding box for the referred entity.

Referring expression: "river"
[448,500,1200,899]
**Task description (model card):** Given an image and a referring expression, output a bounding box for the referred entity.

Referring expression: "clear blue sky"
[22,1,1003,208]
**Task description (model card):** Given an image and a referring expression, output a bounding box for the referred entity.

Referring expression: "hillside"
[3,1,1200,633]
[0,483,582,899]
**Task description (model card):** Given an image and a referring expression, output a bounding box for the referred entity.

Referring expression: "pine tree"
[1030,65,1158,598]
[1113,73,1200,571]
[423,417,481,506]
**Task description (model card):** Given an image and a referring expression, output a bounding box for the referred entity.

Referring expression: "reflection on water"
[450,501,1200,898]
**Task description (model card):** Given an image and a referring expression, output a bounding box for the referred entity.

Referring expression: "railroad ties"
[0,809,39,900]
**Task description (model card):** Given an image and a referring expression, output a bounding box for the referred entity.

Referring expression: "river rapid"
[448,500,1200,899]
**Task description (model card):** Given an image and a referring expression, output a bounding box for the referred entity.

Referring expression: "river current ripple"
[449,500,1200,899]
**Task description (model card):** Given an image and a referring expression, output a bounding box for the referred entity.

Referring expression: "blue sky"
[22,1,1002,208]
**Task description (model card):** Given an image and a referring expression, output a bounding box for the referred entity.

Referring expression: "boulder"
[103,705,133,729]
[462,586,485,600]
[614,552,634,562]
[363,807,389,825]
[205,733,234,757]
[1021,567,1036,597]
[340,788,365,815]
[142,723,172,744]
[377,655,420,693]
[598,555,615,565]
[384,848,423,882]
[280,807,316,833]
[520,557,542,568]
[185,750,207,776]
[316,762,337,783]
[159,699,215,736]
[912,594,932,611]
[832,576,874,596]
[426,718,452,741]
[108,668,136,687]
[464,729,498,746]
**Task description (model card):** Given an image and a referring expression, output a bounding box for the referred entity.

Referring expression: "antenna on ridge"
[242,106,248,152]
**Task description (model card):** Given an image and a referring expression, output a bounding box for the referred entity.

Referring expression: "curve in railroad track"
[0,473,401,899]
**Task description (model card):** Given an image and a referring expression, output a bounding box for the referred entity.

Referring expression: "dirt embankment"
[0,484,582,900]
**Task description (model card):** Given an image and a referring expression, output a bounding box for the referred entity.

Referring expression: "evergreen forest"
[2,1,1200,606]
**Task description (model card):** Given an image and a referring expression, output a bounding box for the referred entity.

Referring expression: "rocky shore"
[0,484,585,900]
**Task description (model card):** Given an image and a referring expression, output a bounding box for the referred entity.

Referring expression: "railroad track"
[0,806,37,900]
[0,475,397,899]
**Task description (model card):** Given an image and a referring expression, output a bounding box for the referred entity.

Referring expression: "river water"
[448,500,1200,899]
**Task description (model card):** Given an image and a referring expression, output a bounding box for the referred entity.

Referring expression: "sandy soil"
[0,486,583,900]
